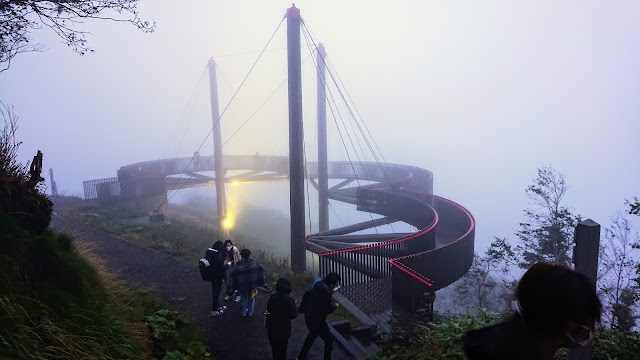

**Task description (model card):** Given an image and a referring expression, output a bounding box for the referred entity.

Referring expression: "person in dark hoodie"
[297,272,341,360]
[266,277,298,360]
[205,240,231,317]
[462,262,601,360]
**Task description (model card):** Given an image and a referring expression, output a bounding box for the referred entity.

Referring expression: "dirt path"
[53,217,351,360]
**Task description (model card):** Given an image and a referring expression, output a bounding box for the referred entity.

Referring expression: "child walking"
[266,278,298,360]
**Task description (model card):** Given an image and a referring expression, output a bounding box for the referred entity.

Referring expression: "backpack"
[199,256,214,282]
[298,290,311,314]
[298,279,322,314]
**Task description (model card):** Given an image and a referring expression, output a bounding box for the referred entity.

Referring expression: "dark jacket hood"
[212,241,224,252]
[276,278,292,294]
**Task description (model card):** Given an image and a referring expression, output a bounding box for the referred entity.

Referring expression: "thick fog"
[1,1,639,251]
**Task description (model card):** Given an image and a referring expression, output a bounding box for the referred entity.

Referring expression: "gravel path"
[52,217,350,360]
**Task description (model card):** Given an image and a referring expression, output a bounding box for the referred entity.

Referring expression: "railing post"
[568,219,600,360]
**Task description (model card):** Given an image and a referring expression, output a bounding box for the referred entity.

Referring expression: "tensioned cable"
[197,53,312,171]
[301,23,365,175]
[156,15,286,210]
[302,20,396,234]
[300,21,385,164]
[302,21,390,180]
[328,201,345,227]
[213,47,287,58]
[302,22,376,172]
[326,56,388,163]
[303,137,313,234]
[301,21,381,235]
[158,66,208,160]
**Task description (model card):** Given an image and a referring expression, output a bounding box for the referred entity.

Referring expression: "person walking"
[297,272,341,360]
[229,248,266,317]
[266,277,298,360]
[222,239,241,303]
[205,240,231,317]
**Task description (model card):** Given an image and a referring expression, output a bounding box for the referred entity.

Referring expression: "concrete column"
[317,43,329,232]
[287,4,306,273]
[208,58,227,238]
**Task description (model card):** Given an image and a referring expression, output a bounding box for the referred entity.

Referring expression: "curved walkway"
[52,217,350,360]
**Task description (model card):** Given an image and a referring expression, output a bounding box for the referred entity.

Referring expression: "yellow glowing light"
[222,214,235,230]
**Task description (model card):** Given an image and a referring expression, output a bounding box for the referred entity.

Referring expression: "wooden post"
[568,219,600,360]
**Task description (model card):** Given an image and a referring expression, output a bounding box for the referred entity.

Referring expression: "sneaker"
[210,310,224,317]
[234,296,241,303]
[217,305,228,311]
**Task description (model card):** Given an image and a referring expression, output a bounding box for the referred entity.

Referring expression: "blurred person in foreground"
[265,277,298,360]
[462,262,602,360]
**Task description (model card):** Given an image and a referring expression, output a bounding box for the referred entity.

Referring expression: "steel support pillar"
[287,5,306,273]
[317,43,329,233]
[208,58,227,239]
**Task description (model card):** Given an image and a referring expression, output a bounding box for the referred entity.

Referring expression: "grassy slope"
[0,211,208,360]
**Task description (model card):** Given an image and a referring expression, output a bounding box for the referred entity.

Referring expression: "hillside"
[0,209,211,360]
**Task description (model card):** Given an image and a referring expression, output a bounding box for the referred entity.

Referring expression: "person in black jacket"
[297,272,341,360]
[205,240,231,316]
[266,277,298,360]
[462,262,601,360]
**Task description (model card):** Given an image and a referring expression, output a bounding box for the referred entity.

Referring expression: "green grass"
[0,211,210,360]
[371,311,502,360]
[60,203,214,260]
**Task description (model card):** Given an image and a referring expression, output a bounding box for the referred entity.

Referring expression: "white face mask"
[566,324,593,347]
[226,246,232,251]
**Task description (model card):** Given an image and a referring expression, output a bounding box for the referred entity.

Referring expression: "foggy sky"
[1,1,639,251]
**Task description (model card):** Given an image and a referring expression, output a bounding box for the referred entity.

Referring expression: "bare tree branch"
[0,0,155,71]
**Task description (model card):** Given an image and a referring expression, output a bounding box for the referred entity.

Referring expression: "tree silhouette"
[0,0,154,72]
[516,166,580,268]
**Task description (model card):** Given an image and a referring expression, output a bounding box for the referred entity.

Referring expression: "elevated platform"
[93,154,474,318]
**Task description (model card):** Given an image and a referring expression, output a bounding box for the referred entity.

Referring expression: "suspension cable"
[302,19,397,233]
[326,55,388,163]
[158,66,208,160]
[301,21,381,235]
[303,137,313,234]
[302,21,389,177]
[156,15,286,210]
[198,54,312,170]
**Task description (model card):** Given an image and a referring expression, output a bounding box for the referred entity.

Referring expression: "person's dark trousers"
[298,319,333,360]
[269,336,288,360]
[211,279,223,310]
